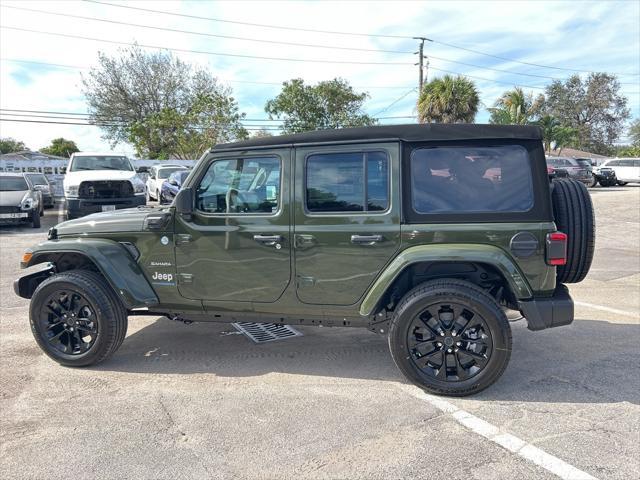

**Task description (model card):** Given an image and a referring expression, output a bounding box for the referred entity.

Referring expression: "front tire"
[388,279,512,397]
[588,174,597,188]
[29,270,128,367]
[617,181,628,186]
[31,211,41,228]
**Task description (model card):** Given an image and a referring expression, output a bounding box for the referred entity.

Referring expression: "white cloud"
[1,0,638,155]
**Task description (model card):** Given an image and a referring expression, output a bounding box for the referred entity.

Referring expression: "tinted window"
[26,173,47,184]
[0,176,29,191]
[575,159,591,167]
[158,167,186,179]
[306,151,389,213]
[620,159,634,167]
[196,156,280,214]
[411,145,534,214]
[70,156,133,172]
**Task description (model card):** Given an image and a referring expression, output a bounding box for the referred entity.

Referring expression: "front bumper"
[518,284,574,331]
[65,195,146,219]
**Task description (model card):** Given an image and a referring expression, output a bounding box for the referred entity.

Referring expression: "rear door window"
[305,151,389,213]
[411,145,534,214]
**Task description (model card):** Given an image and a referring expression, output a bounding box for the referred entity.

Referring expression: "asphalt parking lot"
[1,188,639,480]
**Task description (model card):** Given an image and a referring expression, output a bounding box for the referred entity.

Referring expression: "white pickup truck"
[63,153,147,219]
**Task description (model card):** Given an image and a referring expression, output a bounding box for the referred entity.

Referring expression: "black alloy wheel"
[30,270,128,367]
[407,302,493,382]
[37,289,98,355]
[388,279,511,396]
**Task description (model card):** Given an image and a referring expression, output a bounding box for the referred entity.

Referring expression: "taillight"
[546,232,567,266]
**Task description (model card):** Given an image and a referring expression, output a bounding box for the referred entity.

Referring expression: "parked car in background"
[589,161,617,187]
[598,158,640,185]
[0,172,43,228]
[160,170,190,204]
[546,165,569,181]
[25,173,55,208]
[546,157,592,185]
[63,153,147,219]
[146,165,188,202]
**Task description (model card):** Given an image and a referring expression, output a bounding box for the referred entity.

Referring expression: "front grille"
[78,181,133,199]
[0,206,21,214]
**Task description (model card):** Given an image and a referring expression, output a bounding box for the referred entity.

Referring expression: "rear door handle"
[351,234,383,245]
[253,234,282,246]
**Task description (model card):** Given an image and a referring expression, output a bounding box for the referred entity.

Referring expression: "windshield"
[26,173,47,184]
[70,156,133,172]
[158,167,186,179]
[0,176,29,191]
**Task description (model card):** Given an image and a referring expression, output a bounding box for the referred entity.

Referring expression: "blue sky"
[1,0,638,156]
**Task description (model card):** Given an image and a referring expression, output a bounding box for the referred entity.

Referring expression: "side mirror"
[169,179,179,186]
[175,187,193,218]
[136,166,149,174]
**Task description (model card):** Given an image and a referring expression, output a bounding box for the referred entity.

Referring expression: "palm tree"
[536,115,577,154]
[489,87,544,125]
[417,75,479,124]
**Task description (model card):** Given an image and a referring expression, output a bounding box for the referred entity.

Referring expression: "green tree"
[488,87,544,125]
[83,45,247,159]
[536,115,578,155]
[417,75,479,124]
[40,137,79,158]
[250,128,274,138]
[628,118,640,146]
[0,137,27,154]
[265,78,376,134]
[544,73,630,154]
[615,145,640,157]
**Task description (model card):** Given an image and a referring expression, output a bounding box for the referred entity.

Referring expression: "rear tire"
[29,270,128,367]
[551,179,595,283]
[388,279,512,397]
[588,174,597,188]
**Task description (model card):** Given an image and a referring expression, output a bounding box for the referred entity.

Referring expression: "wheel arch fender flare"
[359,243,533,316]
[19,238,159,310]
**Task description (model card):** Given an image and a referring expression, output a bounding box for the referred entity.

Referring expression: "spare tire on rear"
[551,179,595,283]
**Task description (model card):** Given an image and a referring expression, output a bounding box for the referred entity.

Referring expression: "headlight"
[35,185,51,193]
[65,185,79,197]
[20,193,37,210]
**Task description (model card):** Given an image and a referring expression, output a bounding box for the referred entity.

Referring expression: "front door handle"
[253,234,282,246]
[351,234,384,245]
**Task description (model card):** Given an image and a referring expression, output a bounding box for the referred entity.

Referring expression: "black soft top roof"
[213,124,542,151]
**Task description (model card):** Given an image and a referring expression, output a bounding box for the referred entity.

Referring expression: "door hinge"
[178,273,194,284]
[175,234,192,245]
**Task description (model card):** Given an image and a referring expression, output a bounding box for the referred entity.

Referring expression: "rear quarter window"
[411,145,534,214]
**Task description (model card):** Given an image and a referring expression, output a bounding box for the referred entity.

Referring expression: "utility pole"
[413,37,433,95]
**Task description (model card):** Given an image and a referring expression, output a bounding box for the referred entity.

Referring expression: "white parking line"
[574,301,638,318]
[397,384,597,480]
[57,201,64,224]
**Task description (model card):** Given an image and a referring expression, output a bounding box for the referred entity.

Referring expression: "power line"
[0,58,415,90]
[0,26,414,66]
[372,89,417,116]
[1,5,413,55]
[0,117,282,131]
[0,108,418,122]
[84,0,640,77]
[2,4,579,82]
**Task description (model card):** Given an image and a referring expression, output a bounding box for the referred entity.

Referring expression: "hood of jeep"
[56,207,163,235]
[63,170,138,186]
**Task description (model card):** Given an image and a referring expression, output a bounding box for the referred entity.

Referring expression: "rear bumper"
[65,195,146,218]
[519,284,574,331]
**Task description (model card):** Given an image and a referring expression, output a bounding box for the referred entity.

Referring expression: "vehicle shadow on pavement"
[92,316,640,404]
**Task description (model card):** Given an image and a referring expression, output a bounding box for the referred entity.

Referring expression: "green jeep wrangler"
[15,124,594,396]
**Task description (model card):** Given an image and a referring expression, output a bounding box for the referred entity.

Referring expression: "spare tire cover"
[551,179,595,283]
